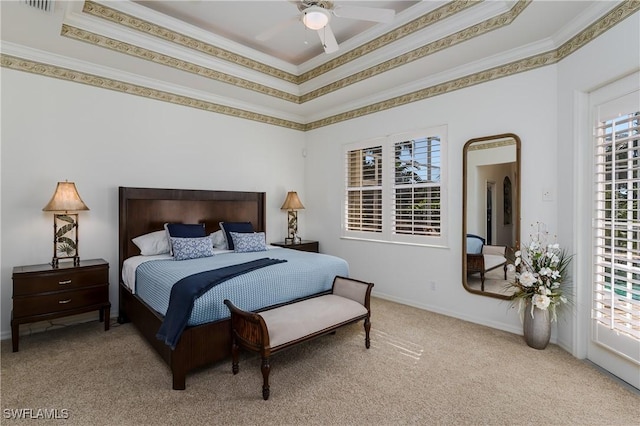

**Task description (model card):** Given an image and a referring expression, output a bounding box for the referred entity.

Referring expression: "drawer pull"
[58,299,72,304]
[58,280,72,285]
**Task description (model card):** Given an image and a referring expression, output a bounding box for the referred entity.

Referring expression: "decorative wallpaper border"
[2,1,638,131]
[297,0,480,83]
[0,54,305,131]
[305,51,558,130]
[60,24,301,104]
[81,0,480,86]
[81,0,299,84]
[69,1,523,105]
[300,0,530,103]
[305,0,640,130]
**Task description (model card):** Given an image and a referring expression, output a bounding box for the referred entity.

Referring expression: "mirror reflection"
[463,134,520,299]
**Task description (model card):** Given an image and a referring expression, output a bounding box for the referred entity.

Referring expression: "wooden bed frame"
[118,187,266,390]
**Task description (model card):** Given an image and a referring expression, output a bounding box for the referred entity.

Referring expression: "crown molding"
[296,0,459,73]
[60,25,301,104]
[297,0,481,83]
[2,1,638,132]
[550,0,620,47]
[299,0,531,102]
[0,43,306,131]
[66,0,529,105]
[62,4,299,95]
[82,0,481,86]
[298,0,516,93]
[86,0,300,75]
[304,0,640,130]
[82,0,299,84]
[303,37,556,124]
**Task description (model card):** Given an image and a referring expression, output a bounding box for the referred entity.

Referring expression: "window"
[344,127,447,246]
[593,104,640,361]
[346,145,383,233]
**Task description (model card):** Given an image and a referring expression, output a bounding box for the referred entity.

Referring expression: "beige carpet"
[1,297,638,425]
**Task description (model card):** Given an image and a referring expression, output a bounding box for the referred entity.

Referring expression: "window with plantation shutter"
[346,145,383,232]
[592,105,640,363]
[343,126,447,246]
[393,137,441,236]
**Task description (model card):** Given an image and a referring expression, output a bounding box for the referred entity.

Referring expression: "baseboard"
[0,312,115,342]
[371,290,524,337]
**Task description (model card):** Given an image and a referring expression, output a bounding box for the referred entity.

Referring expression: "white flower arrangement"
[507,223,572,322]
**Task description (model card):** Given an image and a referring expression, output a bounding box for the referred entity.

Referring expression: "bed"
[118,187,348,389]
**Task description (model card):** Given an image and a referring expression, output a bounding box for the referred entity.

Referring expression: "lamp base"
[51,256,80,268]
[284,236,302,245]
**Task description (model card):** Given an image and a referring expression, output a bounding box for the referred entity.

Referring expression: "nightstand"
[271,240,319,253]
[11,258,110,352]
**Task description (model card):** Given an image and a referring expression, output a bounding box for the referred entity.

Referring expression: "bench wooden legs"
[364,317,371,349]
[231,338,272,400]
[261,357,271,400]
[231,340,240,375]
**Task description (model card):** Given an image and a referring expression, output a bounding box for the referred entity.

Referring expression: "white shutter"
[345,146,383,233]
[392,137,442,237]
[592,108,640,363]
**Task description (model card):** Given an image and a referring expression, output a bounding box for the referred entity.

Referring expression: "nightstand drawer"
[11,258,111,352]
[13,285,108,318]
[13,268,107,296]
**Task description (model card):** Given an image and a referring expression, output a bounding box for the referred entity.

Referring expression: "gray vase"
[523,301,551,349]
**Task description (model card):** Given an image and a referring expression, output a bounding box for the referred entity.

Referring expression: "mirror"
[463,133,520,299]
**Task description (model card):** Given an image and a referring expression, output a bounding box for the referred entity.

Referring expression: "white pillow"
[210,230,227,249]
[132,230,170,256]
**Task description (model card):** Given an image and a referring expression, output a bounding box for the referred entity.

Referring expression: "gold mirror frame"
[462,133,521,300]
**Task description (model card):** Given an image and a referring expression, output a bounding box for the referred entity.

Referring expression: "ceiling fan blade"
[317,24,338,54]
[255,16,299,41]
[333,5,395,23]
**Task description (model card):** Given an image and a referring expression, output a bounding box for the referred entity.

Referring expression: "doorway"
[486,181,496,245]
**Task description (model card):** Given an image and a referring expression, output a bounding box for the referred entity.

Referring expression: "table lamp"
[42,181,89,267]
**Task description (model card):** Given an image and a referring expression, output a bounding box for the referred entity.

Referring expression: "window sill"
[340,236,449,250]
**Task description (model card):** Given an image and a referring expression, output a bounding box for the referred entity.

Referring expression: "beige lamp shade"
[43,181,89,212]
[280,191,305,210]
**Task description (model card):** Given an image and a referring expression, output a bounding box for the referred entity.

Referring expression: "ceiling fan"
[256,1,396,54]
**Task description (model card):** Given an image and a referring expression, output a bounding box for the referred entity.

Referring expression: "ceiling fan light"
[303,7,329,30]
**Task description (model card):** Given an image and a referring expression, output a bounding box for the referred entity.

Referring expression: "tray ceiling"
[1,1,636,130]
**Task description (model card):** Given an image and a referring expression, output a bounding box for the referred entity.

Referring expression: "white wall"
[0,69,306,337]
[555,12,639,365]
[305,66,559,335]
[2,10,637,359]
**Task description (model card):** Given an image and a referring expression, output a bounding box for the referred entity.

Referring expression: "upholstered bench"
[224,276,374,400]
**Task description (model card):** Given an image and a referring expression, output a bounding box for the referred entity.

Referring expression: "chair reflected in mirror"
[465,234,507,292]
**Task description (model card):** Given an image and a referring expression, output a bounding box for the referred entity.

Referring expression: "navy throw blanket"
[156,258,287,349]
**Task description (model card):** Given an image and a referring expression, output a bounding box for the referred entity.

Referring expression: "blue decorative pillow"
[165,223,206,238]
[230,232,267,253]
[170,237,215,261]
[219,221,254,250]
[165,223,207,255]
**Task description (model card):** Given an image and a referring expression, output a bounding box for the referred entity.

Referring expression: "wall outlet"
[542,188,553,201]
[430,281,436,291]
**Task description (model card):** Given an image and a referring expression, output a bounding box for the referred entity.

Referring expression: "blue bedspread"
[156,258,288,349]
[135,248,349,327]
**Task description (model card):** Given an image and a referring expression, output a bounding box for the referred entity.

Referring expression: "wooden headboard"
[118,187,266,280]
